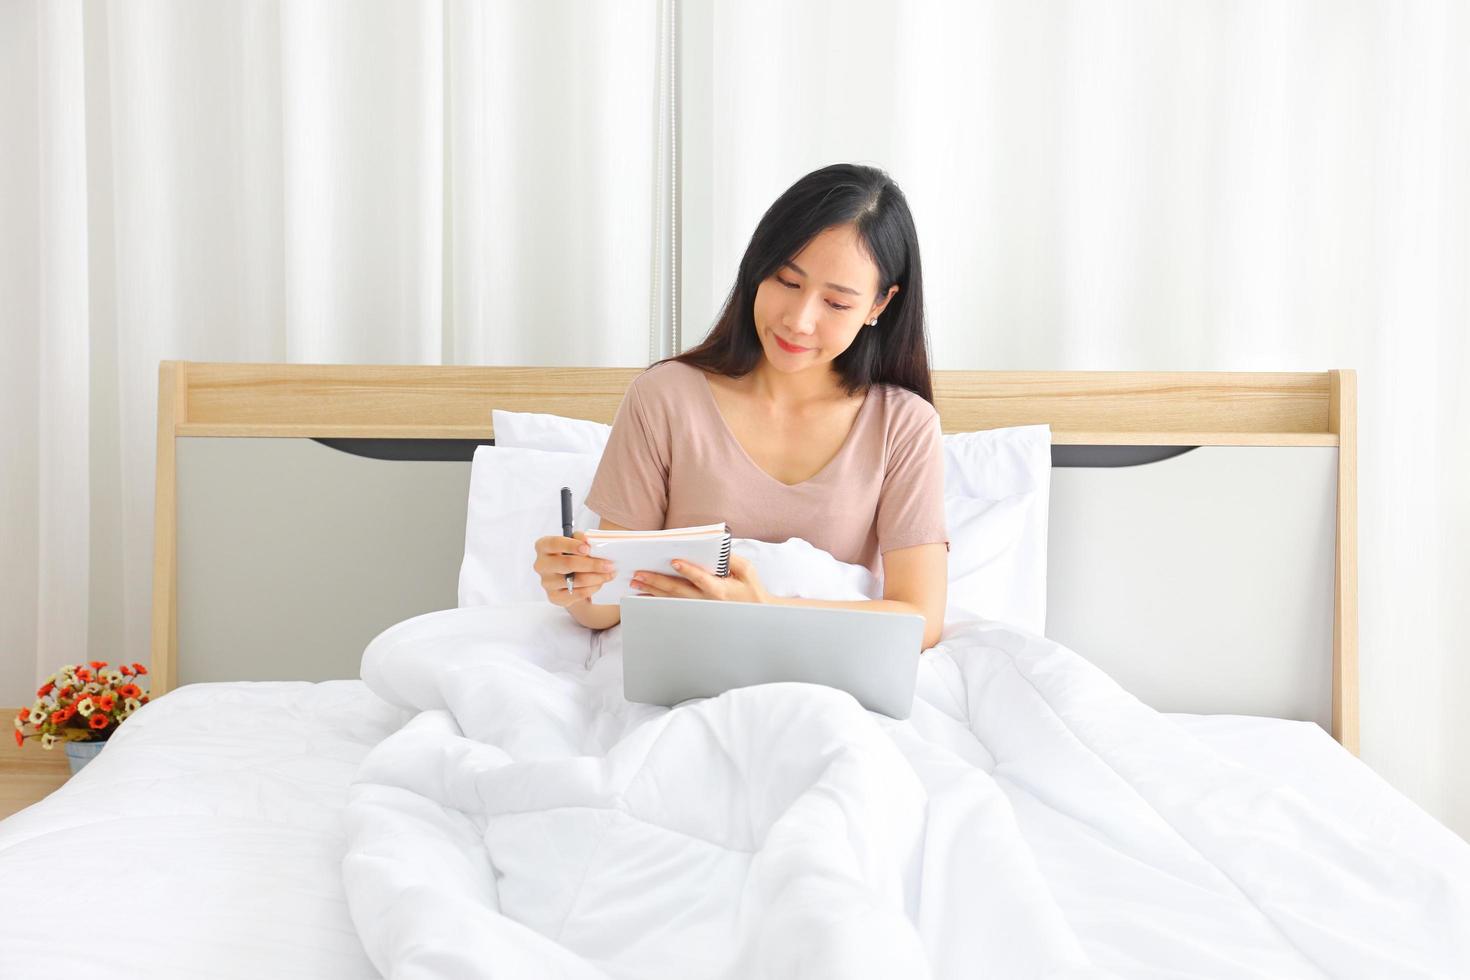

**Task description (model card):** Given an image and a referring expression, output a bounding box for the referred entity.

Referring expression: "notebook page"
[586,527,729,605]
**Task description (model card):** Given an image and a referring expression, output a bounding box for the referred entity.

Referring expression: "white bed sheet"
[0,679,411,980]
[0,677,1463,978]
[1167,713,1468,870]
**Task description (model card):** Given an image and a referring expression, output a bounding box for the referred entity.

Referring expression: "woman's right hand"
[533,532,616,607]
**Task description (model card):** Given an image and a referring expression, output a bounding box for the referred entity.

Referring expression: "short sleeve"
[875,402,949,554]
[585,379,670,530]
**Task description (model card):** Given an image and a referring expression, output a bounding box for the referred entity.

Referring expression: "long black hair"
[673,163,933,404]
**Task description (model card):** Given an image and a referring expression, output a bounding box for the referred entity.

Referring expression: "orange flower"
[50,710,66,726]
[62,706,77,721]
[96,694,116,713]
[89,661,107,670]
[118,684,142,700]
[37,681,55,698]
[59,686,74,698]
[13,729,22,748]
[75,668,92,683]
[87,713,108,731]
[131,664,148,676]
[14,708,25,723]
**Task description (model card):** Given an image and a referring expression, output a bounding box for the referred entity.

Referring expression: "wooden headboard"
[150,362,1358,750]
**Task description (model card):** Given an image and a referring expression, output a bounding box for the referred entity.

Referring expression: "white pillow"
[458,446,603,606]
[941,425,1050,634]
[492,409,612,455]
[487,410,1052,633]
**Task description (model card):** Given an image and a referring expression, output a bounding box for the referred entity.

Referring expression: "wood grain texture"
[931,371,1332,435]
[174,363,1335,438]
[0,726,70,820]
[150,362,184,697]
[171,423,1338,447]
[1330,370,1361,754]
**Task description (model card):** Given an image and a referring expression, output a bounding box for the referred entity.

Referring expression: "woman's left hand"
[631,554,769,604]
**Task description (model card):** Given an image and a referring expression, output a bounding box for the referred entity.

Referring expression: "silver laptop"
[620,596,925,720]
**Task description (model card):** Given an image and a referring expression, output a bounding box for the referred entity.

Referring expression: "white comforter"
[343,602,1470,980]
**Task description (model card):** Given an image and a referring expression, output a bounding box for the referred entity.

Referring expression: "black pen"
[560,486,575,594]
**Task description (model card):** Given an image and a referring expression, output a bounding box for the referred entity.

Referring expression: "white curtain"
[0,0,659,710]
[683,0,1470,838]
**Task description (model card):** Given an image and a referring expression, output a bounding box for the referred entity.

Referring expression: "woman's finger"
[542,571,613,594]
[633,570,702,599]
[535,554,615,576]
[671,560,718,593]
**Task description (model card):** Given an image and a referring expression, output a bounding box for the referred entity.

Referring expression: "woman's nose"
[783,298,821,335]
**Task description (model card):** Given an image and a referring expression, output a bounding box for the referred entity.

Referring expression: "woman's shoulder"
[629,359,705,396]
[620,359,708,422]
[871,382,940,438]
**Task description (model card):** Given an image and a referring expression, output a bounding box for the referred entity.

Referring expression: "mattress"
[1165,712,1468,871]
[0,679,1462,978]
[0,679,411,980]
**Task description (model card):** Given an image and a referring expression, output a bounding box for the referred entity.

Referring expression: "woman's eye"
[775,276,850,311]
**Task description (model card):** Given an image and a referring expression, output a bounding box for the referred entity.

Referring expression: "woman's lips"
[774,334,811,353]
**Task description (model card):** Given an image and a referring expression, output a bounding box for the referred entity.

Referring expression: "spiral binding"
[716,525,732,577]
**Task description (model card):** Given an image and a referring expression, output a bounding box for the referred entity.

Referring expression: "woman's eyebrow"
[783,261,860,296]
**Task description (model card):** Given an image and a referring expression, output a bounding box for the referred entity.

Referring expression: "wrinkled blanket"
[341,602,1470,980]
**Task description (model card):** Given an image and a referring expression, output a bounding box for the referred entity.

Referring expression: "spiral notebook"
[584,523,732,605]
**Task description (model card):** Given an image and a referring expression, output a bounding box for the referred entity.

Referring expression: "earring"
[866,316,878,326]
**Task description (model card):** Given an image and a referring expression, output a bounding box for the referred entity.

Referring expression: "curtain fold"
[0,0,658,709]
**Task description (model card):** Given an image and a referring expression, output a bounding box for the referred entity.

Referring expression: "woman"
[532,163,949,647]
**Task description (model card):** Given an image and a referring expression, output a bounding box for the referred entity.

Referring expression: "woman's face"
[751,223,898,378]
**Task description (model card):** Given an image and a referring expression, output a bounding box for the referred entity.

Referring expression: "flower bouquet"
[13,661,150,754]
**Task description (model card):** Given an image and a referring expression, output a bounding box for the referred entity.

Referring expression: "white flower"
[84,682,101,695]
[12,715,23,731]
[124,698,141,713]
[75,698,95,717]
[101,669,121,683]
[40,733,57,750]
[27,708,46,726]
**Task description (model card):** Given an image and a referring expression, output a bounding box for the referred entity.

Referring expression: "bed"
[2,361,1466,979]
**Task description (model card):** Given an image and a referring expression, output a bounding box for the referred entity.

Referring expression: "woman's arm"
[565,519,631,631]
[765,542,948,649]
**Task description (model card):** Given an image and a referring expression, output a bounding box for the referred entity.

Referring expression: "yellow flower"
[75,698,95,717]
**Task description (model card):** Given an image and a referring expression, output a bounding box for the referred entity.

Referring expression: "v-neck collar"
[695,368,873,490]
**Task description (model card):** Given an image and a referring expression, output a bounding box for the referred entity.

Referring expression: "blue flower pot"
[63,739,106,775]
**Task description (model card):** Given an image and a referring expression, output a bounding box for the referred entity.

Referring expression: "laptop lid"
[619,596,925,720]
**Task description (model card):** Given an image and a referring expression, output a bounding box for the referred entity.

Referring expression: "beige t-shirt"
[584,360,948,577]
